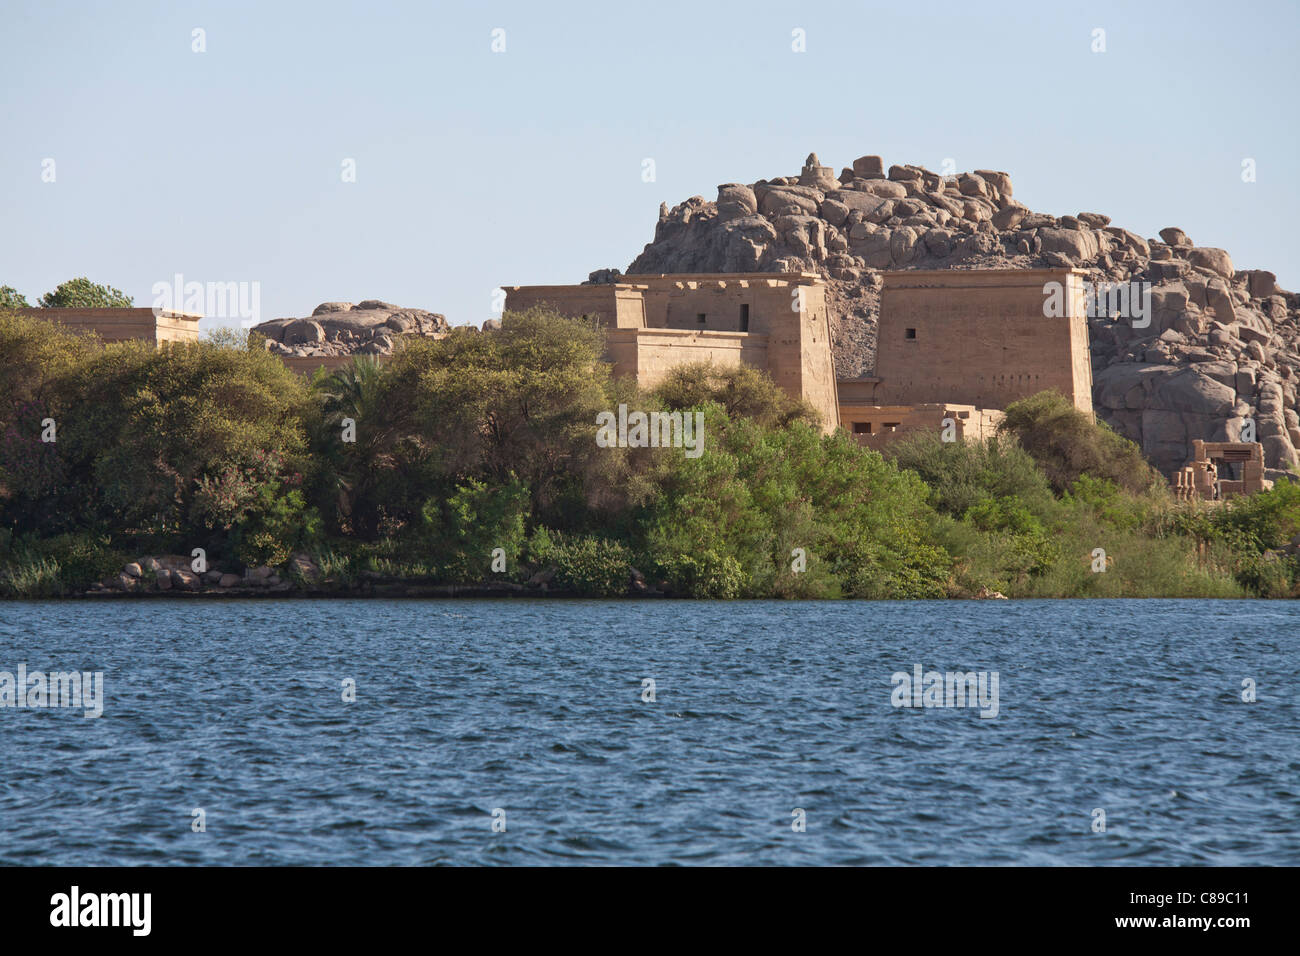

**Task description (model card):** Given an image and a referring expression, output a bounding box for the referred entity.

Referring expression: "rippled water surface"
[1,599,1297,865]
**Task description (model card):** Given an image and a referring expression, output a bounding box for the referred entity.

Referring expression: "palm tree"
[311,357,396,537]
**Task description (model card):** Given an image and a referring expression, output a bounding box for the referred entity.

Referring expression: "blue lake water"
[1,599,1297,865]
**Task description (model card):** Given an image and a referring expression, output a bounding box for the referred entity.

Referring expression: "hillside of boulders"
[252,300,449,359]
[618,153,1300,479]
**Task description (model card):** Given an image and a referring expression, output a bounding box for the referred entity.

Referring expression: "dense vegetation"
[2,306,1298,599]
[0,277,135,310]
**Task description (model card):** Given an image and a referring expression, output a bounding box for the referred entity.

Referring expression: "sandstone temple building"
[503,273,841,432]
[505,266,1093,448]
[22,270,1271,498]
[837,267,1091,447]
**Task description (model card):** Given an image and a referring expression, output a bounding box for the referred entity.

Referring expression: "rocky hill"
[252,300,449,359]
[619,153,1300,478]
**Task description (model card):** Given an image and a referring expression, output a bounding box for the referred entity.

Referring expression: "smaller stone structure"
[20,307,201,345]
[797,152,838,191]
[1172,440,1272,501]
[838,402,1003,451]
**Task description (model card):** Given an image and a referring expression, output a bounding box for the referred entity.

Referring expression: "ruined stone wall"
[839,402,1003,451]
[21,308,201,345]
[631,274,805,332]
[605,328,767,385]
[502,285,647,328]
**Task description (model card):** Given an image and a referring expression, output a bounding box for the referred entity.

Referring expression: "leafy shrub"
[886,431,1055,520]
[999,390,1164,495]
[1062,474,1148,530]
[416,478,531,582]
[1212,478,1300,551]
[650,547,747,599]
[539,534,632,597]
[1230,549,1296,598]
[642,411,951,599]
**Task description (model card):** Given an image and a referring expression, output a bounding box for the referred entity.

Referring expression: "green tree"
[0,311,95,415]
[642,405,951,598]
[0,286,30,309]
[415,478,531,582]
[0,313,96,532]
[39,277,133,309]
[386,307,626,528]
[307,357,402,538]
[886,431,1056,519]
[18,337,308,546]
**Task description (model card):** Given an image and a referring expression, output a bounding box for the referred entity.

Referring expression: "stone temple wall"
[20,308,201,345]
[871,268,1093,414]
[837,402,1004,451]
[504,273,841,432]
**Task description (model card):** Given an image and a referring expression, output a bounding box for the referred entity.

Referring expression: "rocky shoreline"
[73,552,1016,600]
[83,551,674,599]
[81,581,645,599]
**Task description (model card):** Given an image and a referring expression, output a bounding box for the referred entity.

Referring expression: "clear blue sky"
[3,0,1297,329]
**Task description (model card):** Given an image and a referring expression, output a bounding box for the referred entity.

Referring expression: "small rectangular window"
[740,304,749,332]
[697,313,707,324]
[884,422,900,432]
[853,422,872,434]
[905,328,917,340]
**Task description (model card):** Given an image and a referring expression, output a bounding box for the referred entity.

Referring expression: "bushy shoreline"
[3,308,1299,601]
